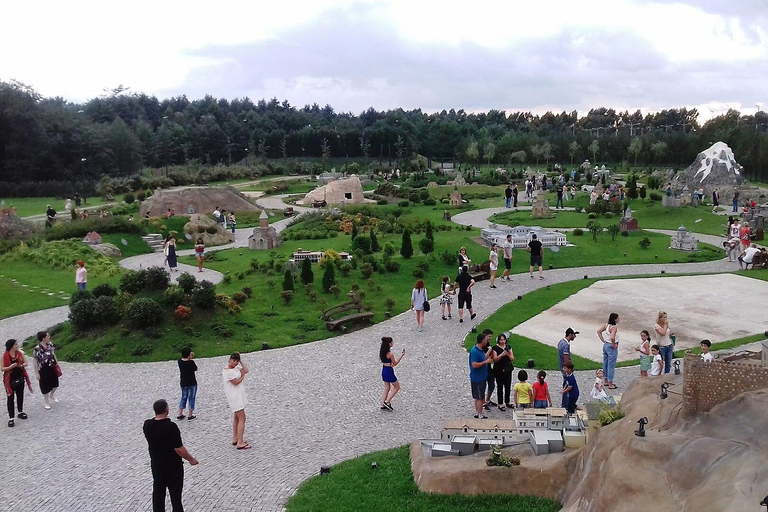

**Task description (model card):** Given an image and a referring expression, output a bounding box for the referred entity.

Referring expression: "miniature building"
[530,430,564,455]
[481,225,567,249]
[680,186,692,206]
[449,184,462,207]
[513,408,568,434]
[620,207,639,231]
[440,419,518,445]
[248,210,282,250]
[290,249,352,263]
[530,189,552,218]
[450,435,477,456]
[662,194,682,207]
[454,175,467,186]
[300,176,364,205]
[669,226,698,251]
[83,231,102,245]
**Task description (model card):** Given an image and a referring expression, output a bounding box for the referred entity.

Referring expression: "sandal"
[606,383,618,389]
[17,412,27,420]
[236,443,252,450]
[8,419,14,427]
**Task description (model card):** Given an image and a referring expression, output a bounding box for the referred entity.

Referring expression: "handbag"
[55,364,63,377]
[422,300,430,312]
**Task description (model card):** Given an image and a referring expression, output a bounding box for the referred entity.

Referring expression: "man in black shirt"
[453,266,477,324]
[143,399,198,512]
[512,184,518,207]
[555,184,564,209]
[527,233,544,280]
[504,185,512,208]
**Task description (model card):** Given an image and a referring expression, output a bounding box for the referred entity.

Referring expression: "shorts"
[639,354,651,371]
[534,400,548,408]
[490,263,497,271]
[471,380,487,400]
[457,292,472,310]
[530,256,543,267]
[518,402,530,409]
[504,258,512,270]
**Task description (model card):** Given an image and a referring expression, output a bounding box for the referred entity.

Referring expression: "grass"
[100,233,152,257]
[673,333,765,359]
[2,195,124,218]
[285,445,561,512]
[0,260,121,319]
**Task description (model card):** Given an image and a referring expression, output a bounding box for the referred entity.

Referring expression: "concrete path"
[0,203,753,512]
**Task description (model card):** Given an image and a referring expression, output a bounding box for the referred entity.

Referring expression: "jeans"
[534,399,548,408]
[179,385,197,411]
[506,197,512,208]
[733,199,738,212]
[495,370,512,405]
[556,196,563,208]
[659,344,674,374]
[77,282,86,291]
[6,382,24,418]
[152,466,184,512]
[602,343,618,382]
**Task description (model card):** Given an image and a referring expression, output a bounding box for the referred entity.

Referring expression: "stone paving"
[0,206,747,512]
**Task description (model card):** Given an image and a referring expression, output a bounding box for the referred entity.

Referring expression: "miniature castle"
[248,210,281,250]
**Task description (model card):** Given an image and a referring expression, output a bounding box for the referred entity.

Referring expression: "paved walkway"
[0,206,748,512]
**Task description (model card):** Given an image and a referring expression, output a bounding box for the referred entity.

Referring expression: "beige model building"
[300,176,364,205]
[248,210,281,250]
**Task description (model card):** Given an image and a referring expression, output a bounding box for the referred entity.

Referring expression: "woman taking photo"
[223,352,250,449]
[194,238,205,273]
[492,333,514,410]
[3,339,32,427]
[164,235,178,272]
[654,311,675,374]
[457,246,471,272]
[597,313,620,389]
[410,279,428,332]
[379,337,405,411]
[33,331,59,410]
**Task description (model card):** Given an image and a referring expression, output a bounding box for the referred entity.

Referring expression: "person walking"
[492,333,514,410]
[469,333,492,419]
[488,244,499,289]
[379,337,405,411]
[504,185,512,208]
[527,233,544,279]
[75,260,88,291]
[453,266,477,324]
[500,234,513,282]
[732,187,740,212]
[439,276,453,320]
[557,328,578,377]
[711,188,720,213]
[223,353,250,450]
[597,313,620,389]
[143,398,198,512]
[410,279,428,332]
[164,236,178,272]
[228,212,236,234]
[561,362,579,414]
[653,311,675,374]
[3,339,32,427]
[194,238,205,273]
[177,348,197,420]
[512,183,519,207]
[32,331,59,410]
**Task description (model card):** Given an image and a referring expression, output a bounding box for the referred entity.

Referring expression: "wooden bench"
[323,299,374,331]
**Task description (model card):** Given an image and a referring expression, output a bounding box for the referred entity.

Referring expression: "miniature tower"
[259,209,269,230]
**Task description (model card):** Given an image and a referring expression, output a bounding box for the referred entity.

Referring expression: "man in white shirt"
[501,234,513,282]
[213,207,221,221]
[738,244,760,269]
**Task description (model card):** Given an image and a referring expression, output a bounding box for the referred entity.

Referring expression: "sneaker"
[187,415,196,420]
[177,415,186,420]
[470,313,477,320]
[448,314,452,319]
[483,403,491,410]
[480,415,488,419]
[498,405,506,411]
[442,315,447,320]
[384,402,393,411]
[490,285,496,289]
[473,414,480,419]
[530,275,534,279]
[44,405,51,410]
[7,420,13,427]
[539,276,544,280]
[487,400,497,406]
[417,327,422,332]
[381,404,389,410]
[17,412,27,420]
[459,318,464,323]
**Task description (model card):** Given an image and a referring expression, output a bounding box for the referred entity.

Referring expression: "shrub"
[281,290,294,305]
[70,289,94,307]
[69,298,96,330]
[607,224,621,241]
[177,273,197,294]
[93,295,120,326]
[360,263,374,279]
[242,286,253,298]
[222,275,232,285]
[328,284,340,297]
[422,198,436,205]
[92,283,117,298]
[212,322,233,337]
[383,242,396,259]
[369,230,380,252]
[322,262,336,292]
[649,192,662,201]
[441,248,456,267]
[175,305,192,320]
[226,300,241,315]
[283,269,295,291]
[621,230,629,237]
[124,193,135,204]
[413,268,424,278]
[586,220,602,242]
[587,212,598,219]
[162,286,187,307]
[417,261,430,272]
[339,263,352,277]
[418,236,434,256]
[231,291,247,304]
[300,258,314,285]
[599,404,625,426]
[318,249,341,268]
[400,228,413,259]
[486,447,520,467]
[398,200,409,207]
[351,235,372,254]
[192,280,216,309]
[119,270,146,294]
[125,298,163,329]
[385,261,401,272]
[639,236,651,249]
[385,297,395,311]
[144,266,170,292]
[572,228,584,236]
[136,190,146,201]
[376,198,388,205]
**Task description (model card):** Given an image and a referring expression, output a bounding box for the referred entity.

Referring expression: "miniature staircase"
[142,233,165,253]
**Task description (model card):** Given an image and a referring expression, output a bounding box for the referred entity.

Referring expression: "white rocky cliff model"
[673,142,745,196]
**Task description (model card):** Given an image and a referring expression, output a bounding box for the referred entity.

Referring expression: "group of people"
[212,206,236,234]
[3,331,61,428]
[725,216,766,269]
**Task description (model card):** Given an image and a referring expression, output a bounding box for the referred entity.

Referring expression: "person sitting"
[738,244,761,270]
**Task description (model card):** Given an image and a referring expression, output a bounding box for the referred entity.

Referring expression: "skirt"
[639,354,651,371]
[39,365,59,395]
[439,293,453,305]
[382,366,397,383]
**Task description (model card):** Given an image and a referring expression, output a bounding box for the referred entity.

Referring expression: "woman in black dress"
[492,333,515,410]
[33,331,59,409]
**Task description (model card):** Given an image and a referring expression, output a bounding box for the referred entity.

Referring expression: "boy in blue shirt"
[469,333,492,419]
[561,361,579,414]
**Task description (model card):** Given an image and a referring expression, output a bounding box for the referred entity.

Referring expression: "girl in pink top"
[75,260,87,291]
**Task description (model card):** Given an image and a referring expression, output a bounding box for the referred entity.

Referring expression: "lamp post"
[244,148,249,167]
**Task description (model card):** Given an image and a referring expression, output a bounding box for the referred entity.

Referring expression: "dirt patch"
[140,186,259,217]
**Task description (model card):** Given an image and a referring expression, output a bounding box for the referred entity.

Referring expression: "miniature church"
[449,184,462,207]
[248,210,281,250]
[669,226,698,251]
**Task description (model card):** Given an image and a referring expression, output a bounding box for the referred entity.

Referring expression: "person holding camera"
[223,352,250,450]
[492,333,515,410]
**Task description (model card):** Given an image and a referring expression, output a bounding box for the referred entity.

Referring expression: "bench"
[323,299,374,331]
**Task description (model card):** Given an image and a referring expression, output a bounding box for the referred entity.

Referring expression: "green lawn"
[2,195,124,218]
[285,445,561,512]
[0,260,121,319]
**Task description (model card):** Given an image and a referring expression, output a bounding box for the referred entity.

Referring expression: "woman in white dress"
[223,352,250,449]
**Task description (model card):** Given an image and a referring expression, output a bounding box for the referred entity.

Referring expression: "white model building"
[290,249,352,263]
[440,419,519,445]
[481,225,567,249]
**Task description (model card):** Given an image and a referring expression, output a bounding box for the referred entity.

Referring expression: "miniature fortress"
[289,249,352,263]
[481,225,567,249]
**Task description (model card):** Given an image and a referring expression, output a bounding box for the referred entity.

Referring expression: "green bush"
[587,212,598,219]
[92,283,117,298]
[649,192,662,201]
[93,295,120,326]
[397,200,409,207]
[192,280,216,309]
[242,286,253,298]
[572,228,584,236]
[177,272,197,294]
[162,286,187,307]
[351,235,372,254]
[231,291,247,304]
[339,262,352,277]
[212,322,233,337]
[369,230,380,252]
[222,275,232,284]
[124,193,135,204]
[283,269,295,291]
[413,268,424,278]
[400,228,413,259]
[385,261,401,272]
[125,298,163,329]
[69,298,96,330]
[144,266,170,292]
[300,258,314,285]
[281,290,294,305]
[422,198,436,206]
[70,289,94,307]
[361,263,374,279]
[376,198,388,205]
[120,270,146,294]
[441,248,456,267]
[322,262,336,292]
[639,236,651,249]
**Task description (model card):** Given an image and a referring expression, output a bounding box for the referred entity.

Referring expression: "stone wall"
[682,352,768,416]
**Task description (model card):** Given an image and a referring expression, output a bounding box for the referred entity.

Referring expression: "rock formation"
[139,186,259,218]
[673,142,746,200]
[299,176,364,205]
[183,214,235,246]
[90,243,122,257]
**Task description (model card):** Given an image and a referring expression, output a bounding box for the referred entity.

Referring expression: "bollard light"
[517,295,522,300]
[661,270,666,274]
[673,360,681,375]
[660,382,669,399]
[371,462,378,470]
[262,342,270,350]
[527,358,535,369]
[584,275,588,279]
[635,417,648,437]
[320,466,331,475]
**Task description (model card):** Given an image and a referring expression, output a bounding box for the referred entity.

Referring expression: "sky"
[2,0,767,120]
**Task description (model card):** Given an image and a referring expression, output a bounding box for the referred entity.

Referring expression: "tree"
[322,262,336,292]
[651,141,668,163]
[628,137,643,165]
[568,140,579,164]
[320,137,331,172]
[639,236,651,249]
[369,230,380,252]
[425,221,434,242]
[257,138,270,161]
[589,139,600,162]
[484,142,496,165]
[280,290,294,305]
[639,186,647,201]
[282,269,294,291]
[586,220,602,242]
[607,223,621,241]
[626,174,639,200]
[300,258,314,285]
[280,135,288,160]
[400,228,413,259]
[351,223,358,240]
[465,140,479,171]
[418,236,434,256]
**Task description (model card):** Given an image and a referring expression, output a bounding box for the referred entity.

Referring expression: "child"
[561,362,579,414]
[649,344,663,377]
[532,370,552,408]
[700,339,713,362]
[513,370,533,409]
[590,369,608,400]
[177,347,198,420]
[635,329,651,377]
[439,276,453,321]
